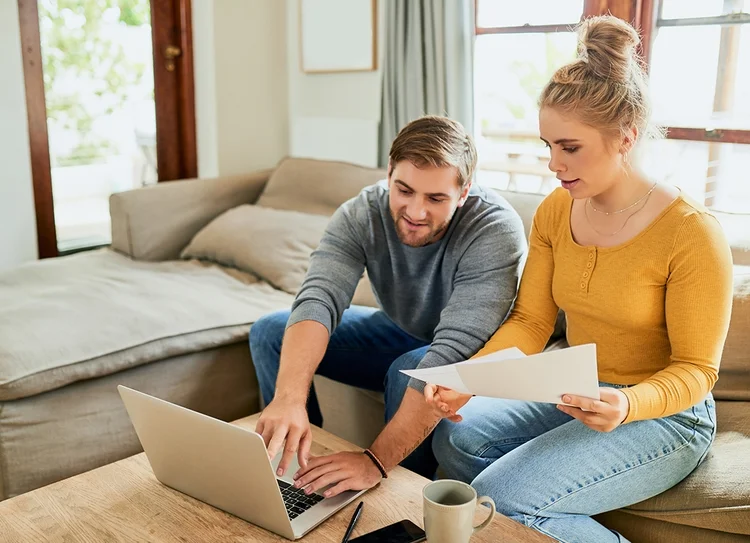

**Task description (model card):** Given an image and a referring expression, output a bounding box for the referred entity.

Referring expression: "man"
[249,115,526,497]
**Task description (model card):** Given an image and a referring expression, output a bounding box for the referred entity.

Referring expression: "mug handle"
[472,496,496,534]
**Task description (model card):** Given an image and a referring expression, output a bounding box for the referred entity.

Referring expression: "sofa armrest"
[110,170,272,261]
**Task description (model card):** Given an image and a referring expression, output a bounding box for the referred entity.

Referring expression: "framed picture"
[300,0,377,73]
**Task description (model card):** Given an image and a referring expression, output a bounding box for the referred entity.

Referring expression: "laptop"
[118,385,368,540]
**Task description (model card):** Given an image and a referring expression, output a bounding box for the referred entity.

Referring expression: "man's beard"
[391,210,450,247]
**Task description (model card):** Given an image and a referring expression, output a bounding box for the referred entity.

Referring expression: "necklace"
[584,186,655,237]
[588,182,658,215]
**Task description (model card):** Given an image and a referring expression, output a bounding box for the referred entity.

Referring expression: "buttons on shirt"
[580,249,597,292]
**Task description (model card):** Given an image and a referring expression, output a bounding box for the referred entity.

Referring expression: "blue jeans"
[432,386,716,543]
[249,306,437,477]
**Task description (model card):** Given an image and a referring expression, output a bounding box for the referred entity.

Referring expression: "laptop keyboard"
[277,479,324,519]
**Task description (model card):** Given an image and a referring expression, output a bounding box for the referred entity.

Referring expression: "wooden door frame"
[18,0,57,259]
[151,0,198,182]
[17,0,197,259]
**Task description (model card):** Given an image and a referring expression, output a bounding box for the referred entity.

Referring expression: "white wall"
[193,0,289,178]
[0,2,39,271]
[286,0,385,167]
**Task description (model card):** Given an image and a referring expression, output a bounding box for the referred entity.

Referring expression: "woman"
[424,15,733,543]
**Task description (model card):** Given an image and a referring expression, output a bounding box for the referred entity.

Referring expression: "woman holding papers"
[424,15,733,543]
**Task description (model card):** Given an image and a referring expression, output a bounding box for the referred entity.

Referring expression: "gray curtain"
[378,0,475,168]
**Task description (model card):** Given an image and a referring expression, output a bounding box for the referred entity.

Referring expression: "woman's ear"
[620,126,638,155]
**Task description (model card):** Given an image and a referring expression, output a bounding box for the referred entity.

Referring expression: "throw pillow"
[256,157,386,216]
[181,205,330,295]
[713,266,750,401]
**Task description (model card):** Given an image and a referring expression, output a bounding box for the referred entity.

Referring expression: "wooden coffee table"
[0,414,552,542]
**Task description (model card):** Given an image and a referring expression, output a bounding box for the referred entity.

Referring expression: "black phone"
[349,519,426,543]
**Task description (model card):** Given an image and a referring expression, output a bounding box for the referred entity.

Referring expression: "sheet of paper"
[401,344,600,404]
[456,346,525,365]
[399,365,472,395]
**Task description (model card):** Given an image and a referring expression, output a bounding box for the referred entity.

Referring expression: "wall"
[0,2,39,271]
[286,0,385,167]
[193,0,289,178]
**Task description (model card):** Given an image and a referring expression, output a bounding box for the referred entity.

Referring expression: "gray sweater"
[288,183,527,390]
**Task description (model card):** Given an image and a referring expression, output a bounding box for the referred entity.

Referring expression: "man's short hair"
[388,115,478,188]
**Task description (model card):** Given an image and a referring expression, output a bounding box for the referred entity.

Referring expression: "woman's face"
[539,107,628,199]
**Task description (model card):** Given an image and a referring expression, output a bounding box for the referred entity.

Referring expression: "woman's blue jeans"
[432,386,716,543]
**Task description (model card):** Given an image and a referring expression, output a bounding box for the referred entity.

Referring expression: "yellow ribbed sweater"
[475,188,734,423]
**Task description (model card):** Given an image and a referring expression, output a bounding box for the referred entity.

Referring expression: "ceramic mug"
[423,479,495,542]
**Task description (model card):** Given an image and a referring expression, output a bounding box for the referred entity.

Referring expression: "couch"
[0,157,747,542]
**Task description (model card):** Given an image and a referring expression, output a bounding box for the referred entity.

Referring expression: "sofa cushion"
[0,249,294,401]
[181,205,330,295]
[257,157,386,216]
[620,400,750,535]
[715,211,750,267]
[494,189,545,239]
[714,266,750,401]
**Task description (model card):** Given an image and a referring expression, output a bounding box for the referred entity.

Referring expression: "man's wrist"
[273,388,309,406]
[362,449,388,478]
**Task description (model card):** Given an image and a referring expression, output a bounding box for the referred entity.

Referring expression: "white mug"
[423,479,495,542]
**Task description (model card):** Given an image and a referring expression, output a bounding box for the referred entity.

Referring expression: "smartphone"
[349,519,426,543]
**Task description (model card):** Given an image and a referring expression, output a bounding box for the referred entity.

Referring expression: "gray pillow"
[181,205,330,295]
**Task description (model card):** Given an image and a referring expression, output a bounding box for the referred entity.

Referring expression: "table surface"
[0,413,552,542]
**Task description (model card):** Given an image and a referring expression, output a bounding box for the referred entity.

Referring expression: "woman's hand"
[557,387,630,432]
[424,384,472,422]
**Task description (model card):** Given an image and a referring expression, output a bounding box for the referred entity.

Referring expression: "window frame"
[474,0,750,146]
[474,0,750,210]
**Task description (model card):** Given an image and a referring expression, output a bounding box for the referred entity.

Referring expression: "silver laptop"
[118,385,367,540]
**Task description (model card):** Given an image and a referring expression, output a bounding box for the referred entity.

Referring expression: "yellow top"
[476,188,734,423]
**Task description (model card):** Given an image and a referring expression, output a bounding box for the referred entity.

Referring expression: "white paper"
[402,344,600,404]
[457,346,526,365]
[400,365,472,395]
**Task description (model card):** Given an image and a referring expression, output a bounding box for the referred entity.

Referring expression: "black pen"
[341,501,364,543]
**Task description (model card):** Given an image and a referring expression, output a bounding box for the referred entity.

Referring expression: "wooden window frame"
[475,0,749,146]
[639,0,750,145]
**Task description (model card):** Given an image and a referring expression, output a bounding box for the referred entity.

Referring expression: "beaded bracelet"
[363,448,388,479]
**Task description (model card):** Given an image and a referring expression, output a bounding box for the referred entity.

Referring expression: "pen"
[341,500,364,543]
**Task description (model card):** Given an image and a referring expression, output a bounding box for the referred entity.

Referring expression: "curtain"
[378,0,475,168]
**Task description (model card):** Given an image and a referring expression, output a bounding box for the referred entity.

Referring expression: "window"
[473,1,584,194]
[644,0,750,212]
[474,0,750,214]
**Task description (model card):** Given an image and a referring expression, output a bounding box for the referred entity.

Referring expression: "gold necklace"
[588,182,658,215]
[584,188,654,237]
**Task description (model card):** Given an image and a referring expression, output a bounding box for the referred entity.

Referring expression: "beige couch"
[0,158,747,542]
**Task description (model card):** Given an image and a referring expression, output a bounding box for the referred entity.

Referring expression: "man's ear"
[457,180,472,207]
[387,160,394,181]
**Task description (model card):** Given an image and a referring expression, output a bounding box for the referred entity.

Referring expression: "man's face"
[388,160,471,247]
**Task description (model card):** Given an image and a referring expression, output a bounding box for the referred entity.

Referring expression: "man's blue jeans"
[249,306,436,477]
[432,387,716,543]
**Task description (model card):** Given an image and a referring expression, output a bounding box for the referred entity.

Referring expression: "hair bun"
[578,15,640,83]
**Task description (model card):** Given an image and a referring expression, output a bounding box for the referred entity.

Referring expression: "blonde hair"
[389,115,477,188]
[539,15,662,146]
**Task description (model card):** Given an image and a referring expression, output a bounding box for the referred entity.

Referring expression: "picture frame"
[299,0,378,73]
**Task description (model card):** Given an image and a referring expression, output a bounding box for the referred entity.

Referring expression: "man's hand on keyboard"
[256,398,312,476]
[292,452,381,499]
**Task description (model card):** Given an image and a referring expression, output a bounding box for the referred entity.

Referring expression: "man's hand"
[256,398,313,476]
[557,387,630,432]
[292,452,382,498]
[423,384,472,422]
